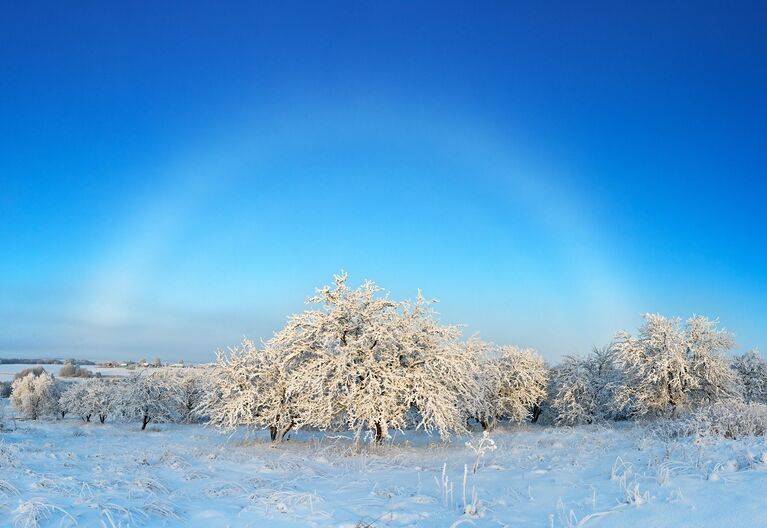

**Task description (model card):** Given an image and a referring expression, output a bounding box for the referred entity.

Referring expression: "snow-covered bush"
[116,372,183,429]
[59,378,116,423]
[475,342,548,429]
[13,366,46,380]
[612,314,739,418]
[276,274,481,443]
[658,401,767,440]
[58,363,94,378]
[10,372,61,420]
[732,350,767,404]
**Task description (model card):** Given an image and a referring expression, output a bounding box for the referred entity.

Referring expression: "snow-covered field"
[1,398,765,527]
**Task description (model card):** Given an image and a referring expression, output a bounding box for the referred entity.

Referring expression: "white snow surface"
[1,399,766,527]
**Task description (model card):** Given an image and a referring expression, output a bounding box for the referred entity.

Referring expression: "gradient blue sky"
[1,2,766,362]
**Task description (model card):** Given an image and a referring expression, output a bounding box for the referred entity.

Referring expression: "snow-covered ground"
[1,399,766,527]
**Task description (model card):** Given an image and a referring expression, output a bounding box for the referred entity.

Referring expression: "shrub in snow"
[116,372,183,429]
[58,363,94,378]
[0,382,11,398]
[659,401,767,440]
[13,366,46,380]
[612,314,739,418]
[731,350,767,404]
[474,341,548,429]
[10,372,61,420]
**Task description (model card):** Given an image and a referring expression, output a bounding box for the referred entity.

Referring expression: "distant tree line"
[0,358,96,365]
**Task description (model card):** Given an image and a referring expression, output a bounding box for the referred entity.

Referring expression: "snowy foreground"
[1,401,766,527]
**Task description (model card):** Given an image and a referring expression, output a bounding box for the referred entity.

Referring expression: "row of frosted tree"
[200,273,767,442]
[10,368,206,429]
[8,273,767,443]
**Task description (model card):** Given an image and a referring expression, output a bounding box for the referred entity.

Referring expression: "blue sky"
[1,2,766,362]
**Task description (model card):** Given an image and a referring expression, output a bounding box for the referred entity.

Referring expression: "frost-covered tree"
[265,273,481,443]
[548,346,624,426]
[391,293,483,441]
[613,314,738,418]
[88,378,117,423]
[732,350,767,404]
[684,316,740,405]
[59,379,116,423]
[53,379,69,418]
[116,372,183,429]
[466,338,496,427]
[550,356,598,426]
[588,345,622,420]
[59,383,90,421]
[204,339,297,441]
[167,368,209,423]
[475,342,548,429]
[10,372,61,420]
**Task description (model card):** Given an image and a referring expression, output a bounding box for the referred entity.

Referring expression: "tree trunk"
[141,414,150,430]
[85,414,91,423]
[280,421,294,441]
[99,414,106,424]
[531,404,542,423]
[269,425,278,442]
[374,422,384,444]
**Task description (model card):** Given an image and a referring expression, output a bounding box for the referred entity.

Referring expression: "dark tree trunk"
[374,422,384,444]
[269,425,278,442]
[85,414,91,423]
[280,421,294,441]
[531,404,542,423]
[141,414,150,430]
[99,414,106,424]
